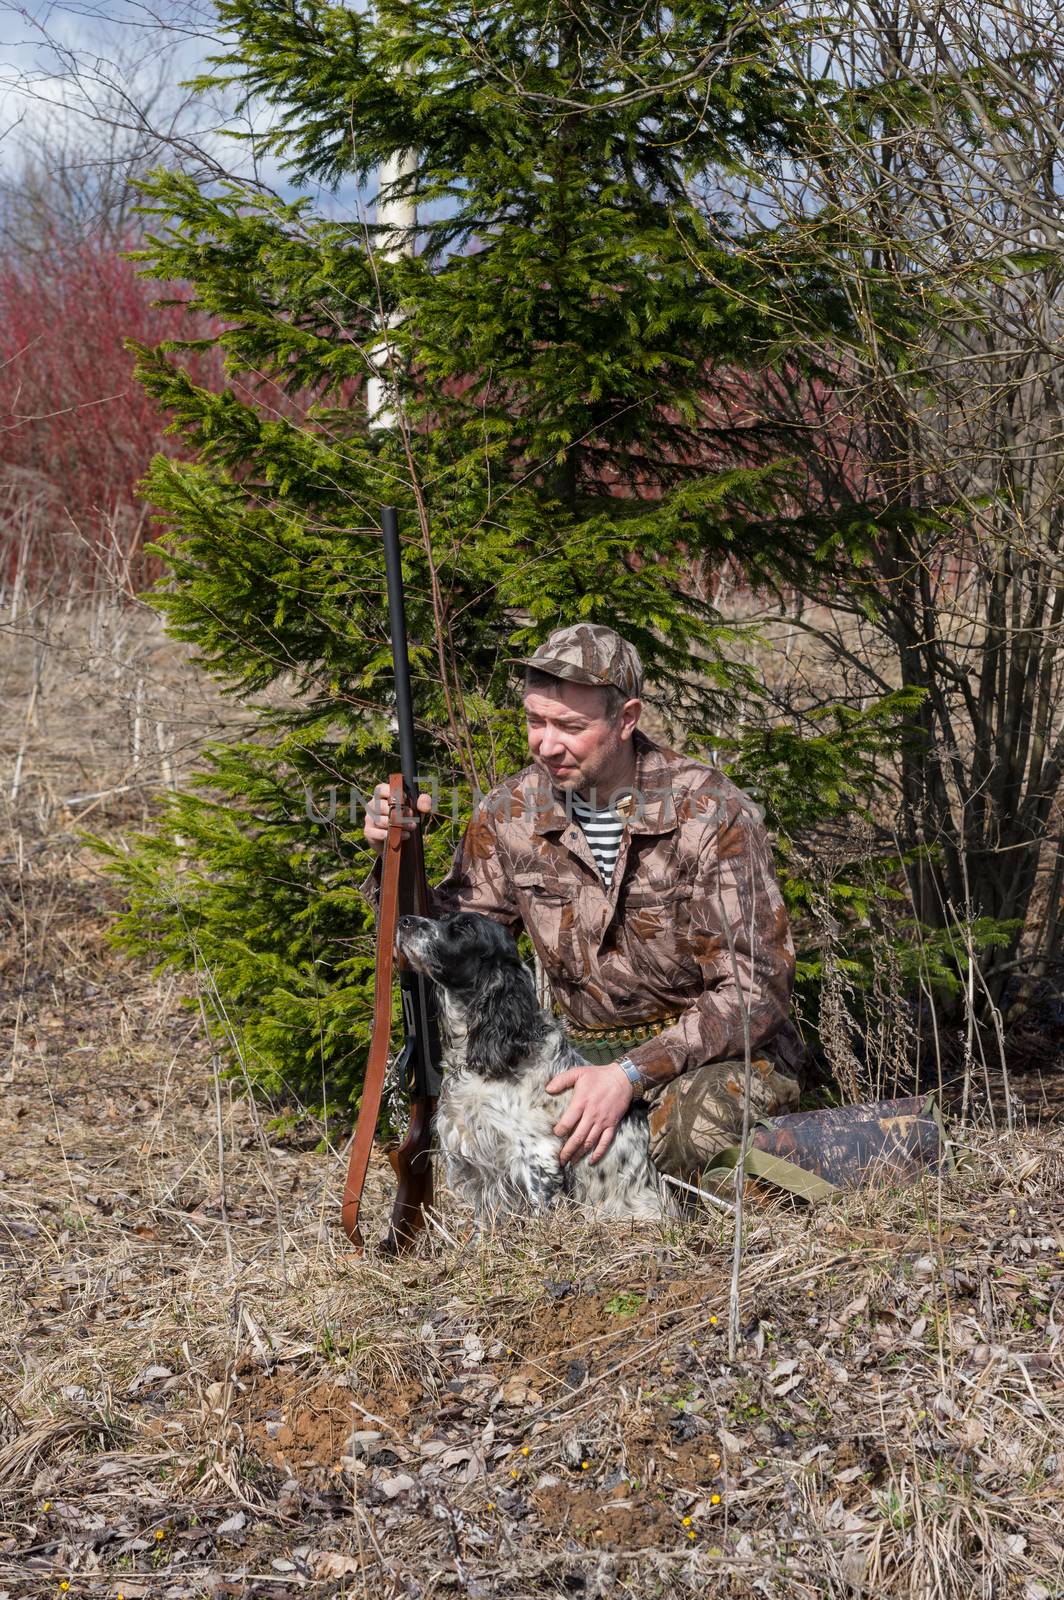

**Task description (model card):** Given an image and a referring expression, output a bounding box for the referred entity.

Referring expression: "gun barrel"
[382,506,419,801]
[380,505,442,1108]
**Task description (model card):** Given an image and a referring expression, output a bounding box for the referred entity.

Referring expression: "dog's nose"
[397,915,418,931]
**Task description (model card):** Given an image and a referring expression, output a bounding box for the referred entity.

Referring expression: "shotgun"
[341,505,442,1252]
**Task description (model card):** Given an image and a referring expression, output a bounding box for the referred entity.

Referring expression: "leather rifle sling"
[341,774,406,1249]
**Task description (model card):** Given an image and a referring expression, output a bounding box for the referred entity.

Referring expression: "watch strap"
[616,1056,646,1099]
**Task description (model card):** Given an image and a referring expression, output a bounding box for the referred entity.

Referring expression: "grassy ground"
[1,603,1062,1598]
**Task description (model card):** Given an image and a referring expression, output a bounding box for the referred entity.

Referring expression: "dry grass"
[1,600,1062,1599]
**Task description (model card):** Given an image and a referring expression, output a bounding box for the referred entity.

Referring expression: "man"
[363,623,800,1181]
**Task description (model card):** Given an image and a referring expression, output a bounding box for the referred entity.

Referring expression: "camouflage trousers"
[642,1056,801,1180]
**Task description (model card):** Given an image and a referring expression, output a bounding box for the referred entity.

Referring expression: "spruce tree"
[108,0,842,1110]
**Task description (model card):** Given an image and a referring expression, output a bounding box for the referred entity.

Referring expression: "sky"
[0,0,367,216]
[0,0,225,159]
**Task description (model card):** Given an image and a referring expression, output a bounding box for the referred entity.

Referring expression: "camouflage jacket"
[364,732,795,1091]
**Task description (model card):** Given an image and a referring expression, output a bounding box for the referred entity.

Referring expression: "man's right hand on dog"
[547,1062,635,1166]
[363,782,433,854]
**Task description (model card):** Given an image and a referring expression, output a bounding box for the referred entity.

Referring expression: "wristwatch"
[615,1056,647,1100]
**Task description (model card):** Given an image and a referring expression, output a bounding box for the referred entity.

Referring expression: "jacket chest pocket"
[622,881,691,917]
[512,873,576,972]
[618,883,694,975]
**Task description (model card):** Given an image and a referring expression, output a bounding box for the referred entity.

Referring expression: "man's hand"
[546,1062,634,1166]
[363,782,433,854]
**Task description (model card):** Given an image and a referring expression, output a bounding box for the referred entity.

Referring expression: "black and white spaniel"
[396,911,668,1221]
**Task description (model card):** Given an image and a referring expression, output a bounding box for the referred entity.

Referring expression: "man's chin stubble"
[534,759,585,794]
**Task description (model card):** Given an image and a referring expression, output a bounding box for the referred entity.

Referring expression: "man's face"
[524,679,640,799]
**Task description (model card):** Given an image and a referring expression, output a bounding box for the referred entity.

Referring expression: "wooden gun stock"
[341,773,405,1252]
[380,760,440,1253]
[380,1090,435,1255]
[340,770,441,1254]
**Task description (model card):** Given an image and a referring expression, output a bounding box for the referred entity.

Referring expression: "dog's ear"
[465,961,543,1078]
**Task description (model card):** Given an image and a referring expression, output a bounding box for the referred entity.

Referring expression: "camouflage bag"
[702,1094,949,1202]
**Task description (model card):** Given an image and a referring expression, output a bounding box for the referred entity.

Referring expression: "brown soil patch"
[240,1367,426,1473]
[242,1375,354,1473]
[532,1482,679,1551]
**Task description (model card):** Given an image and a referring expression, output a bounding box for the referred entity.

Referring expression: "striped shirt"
[570,792,627,887]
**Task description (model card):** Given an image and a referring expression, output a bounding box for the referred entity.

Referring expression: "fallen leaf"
[462,1334,485,1367]
[129,1364,172,1394]
[769,1360,803,1396]
[841,1545,866,1587]
[347,1429,383,1459]
[311,1551,360,1579]
[498,1377,543,1408]
[379,1473,416,1498]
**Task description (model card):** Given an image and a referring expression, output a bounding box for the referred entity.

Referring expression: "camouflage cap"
[507,623,644,698]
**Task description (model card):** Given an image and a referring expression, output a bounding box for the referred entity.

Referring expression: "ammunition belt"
[565,1011,682,1047]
